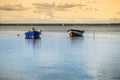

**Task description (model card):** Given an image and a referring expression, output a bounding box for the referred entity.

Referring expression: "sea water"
[0,31,120,80]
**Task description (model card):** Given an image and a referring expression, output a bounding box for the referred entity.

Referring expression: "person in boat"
[39,30,42,32]
[32,27,35,31]
[67,28,72,32]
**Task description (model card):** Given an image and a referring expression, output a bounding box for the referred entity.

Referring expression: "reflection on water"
[25,39,41,48]
[69,37,84,47]
[0,32,120,80]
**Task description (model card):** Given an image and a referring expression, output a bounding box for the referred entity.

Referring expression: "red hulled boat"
[68,29,84,37]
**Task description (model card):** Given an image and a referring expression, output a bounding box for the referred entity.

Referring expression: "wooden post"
[93,31,95,39]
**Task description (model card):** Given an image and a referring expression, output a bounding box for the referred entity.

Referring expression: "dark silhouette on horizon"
[0,23,120,26]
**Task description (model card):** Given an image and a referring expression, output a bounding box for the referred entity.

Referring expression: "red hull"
[69,31,81,37]
[68,30,84,37]
[25,36,35,39]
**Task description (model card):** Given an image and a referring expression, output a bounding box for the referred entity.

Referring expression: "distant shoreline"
[0,23,120,26]
[0,25,120,32]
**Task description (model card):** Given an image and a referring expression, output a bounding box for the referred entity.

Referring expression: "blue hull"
[25,31,41,39]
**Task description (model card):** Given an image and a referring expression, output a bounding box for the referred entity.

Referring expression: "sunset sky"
[0,0,120,23]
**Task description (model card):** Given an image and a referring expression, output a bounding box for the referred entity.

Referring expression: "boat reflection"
[69,37,84,47]
[25,39,41,48]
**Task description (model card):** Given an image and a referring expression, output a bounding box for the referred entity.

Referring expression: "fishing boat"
[25,27,41,39]
[67,29,84,37]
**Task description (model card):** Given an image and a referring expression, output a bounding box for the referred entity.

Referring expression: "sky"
[0,0,120,23]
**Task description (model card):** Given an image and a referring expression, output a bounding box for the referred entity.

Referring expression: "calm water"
[0,31,120,80]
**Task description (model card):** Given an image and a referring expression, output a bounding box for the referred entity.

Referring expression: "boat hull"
[25,31,41,39]
[68,30,84,37]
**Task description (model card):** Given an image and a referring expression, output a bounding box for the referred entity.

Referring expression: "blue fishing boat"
[67,29,84,37]
[25,27,41,39]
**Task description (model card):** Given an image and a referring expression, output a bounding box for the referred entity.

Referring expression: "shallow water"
[0,31,120,80]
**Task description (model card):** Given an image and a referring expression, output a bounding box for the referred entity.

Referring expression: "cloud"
[33,2,55,9]
[85,1,99,11]
[108,18,120,22]
[84,7,98,11]
[87,0,98,4]
[117,12,120,14]
[0,4,29,11]
[56,3,86,9]
[32,2,86,11]
[32,2,87,20]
